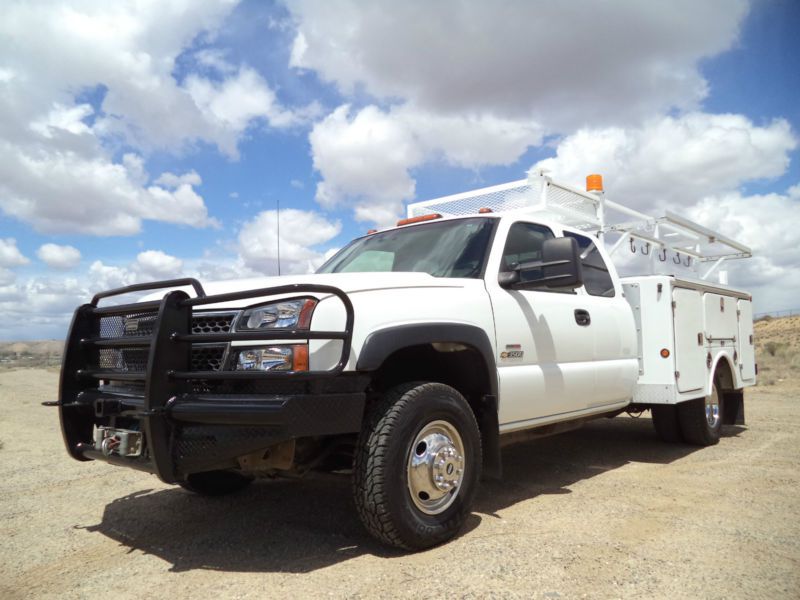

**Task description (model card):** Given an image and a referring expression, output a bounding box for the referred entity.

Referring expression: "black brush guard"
[58,278,365,483]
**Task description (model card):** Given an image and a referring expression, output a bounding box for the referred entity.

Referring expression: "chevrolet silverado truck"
[54,172,755,550]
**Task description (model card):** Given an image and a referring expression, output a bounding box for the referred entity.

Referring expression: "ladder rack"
[406,170,752,281]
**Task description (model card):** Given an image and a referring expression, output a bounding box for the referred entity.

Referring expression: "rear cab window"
[563,231,616,297]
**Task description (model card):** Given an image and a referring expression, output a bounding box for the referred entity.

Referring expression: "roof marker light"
[478,207,493,214]
[586,174,604,192]
[396,213,442,227]
[367,229,377,235]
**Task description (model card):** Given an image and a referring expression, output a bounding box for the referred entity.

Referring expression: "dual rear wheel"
[651,382,724,446]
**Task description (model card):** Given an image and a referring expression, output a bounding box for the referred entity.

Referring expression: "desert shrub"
[765,341,780,356]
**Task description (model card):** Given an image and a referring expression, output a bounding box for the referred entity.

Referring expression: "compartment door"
[704,293,738,343]
[738,300,756,381]
[673,288,705,393]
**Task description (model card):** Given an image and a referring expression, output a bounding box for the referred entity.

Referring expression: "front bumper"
[57,278,363,482]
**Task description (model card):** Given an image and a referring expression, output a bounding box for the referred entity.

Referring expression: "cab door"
[486,220,598,428]
[562,231,639,407]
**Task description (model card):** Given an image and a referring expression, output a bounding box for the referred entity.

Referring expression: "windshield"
[317,217,496,279]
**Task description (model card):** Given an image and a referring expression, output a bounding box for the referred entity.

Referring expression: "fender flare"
[707,350,737,396]
[356,322,498,397]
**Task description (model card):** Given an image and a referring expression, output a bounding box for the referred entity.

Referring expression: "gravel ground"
[1,369,798,599]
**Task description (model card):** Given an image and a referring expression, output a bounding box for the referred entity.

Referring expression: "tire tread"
[352,382,480,550]
[678,391,722,446]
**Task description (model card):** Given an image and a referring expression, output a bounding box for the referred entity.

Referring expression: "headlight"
[237,298,317,330]
[235,345,309,372]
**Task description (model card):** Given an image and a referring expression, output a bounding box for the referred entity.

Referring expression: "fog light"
[235,345,308,372]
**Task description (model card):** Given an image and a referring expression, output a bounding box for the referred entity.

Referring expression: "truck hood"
[142,272,471,304]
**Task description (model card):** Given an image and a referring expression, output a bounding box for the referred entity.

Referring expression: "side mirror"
[498,237,584,290]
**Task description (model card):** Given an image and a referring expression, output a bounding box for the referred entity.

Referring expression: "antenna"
[276,197,281,276]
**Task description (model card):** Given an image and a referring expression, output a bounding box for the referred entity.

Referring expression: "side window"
[564,232,616,297]
[500,222,555,283]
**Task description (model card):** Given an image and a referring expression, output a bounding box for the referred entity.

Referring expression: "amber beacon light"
[586,173,604,192]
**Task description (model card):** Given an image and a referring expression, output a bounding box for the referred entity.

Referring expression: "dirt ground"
[1,369,798,599]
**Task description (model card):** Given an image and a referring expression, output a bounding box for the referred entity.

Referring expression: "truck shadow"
[86,416,742,573]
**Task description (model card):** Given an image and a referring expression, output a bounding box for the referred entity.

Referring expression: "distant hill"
[754,315,800,386]
[0,340,63,369]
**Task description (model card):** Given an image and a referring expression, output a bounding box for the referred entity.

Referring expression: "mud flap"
[722,390,745,425]
[478,394,502,479]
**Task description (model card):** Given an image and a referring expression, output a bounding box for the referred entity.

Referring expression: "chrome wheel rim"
[705,386,721,429]
[407,420,465,515]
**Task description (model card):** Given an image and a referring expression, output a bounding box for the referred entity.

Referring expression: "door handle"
[574,309,591,326]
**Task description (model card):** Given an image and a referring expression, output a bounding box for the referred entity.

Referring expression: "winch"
[93,426,143,458]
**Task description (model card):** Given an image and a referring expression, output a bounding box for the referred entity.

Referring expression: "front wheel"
[353,382,482,550]
[678,383,723,446]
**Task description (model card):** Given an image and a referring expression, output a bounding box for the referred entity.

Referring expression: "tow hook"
[93,426,143,458]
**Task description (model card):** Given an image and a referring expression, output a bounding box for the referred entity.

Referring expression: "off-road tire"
[353,382,482,550]
[678,383,723,446]
[179,470,253,496]
[651,405,683,443]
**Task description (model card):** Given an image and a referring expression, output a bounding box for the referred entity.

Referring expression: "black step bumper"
[57,278,363,482]
[71,386,366,477]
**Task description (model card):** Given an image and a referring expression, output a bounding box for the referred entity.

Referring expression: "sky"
[0,0,798,340]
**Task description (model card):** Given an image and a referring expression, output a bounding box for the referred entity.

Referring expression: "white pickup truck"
[55,172,755,550]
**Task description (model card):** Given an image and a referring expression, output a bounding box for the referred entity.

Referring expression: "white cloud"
[30,103,94,138]
[0,250,259,339]
[533,113,797,212]
[85,249,186,291]
[145,183,220,230]
[37,243,82,270]
[193,48,238,75]
[0,276,87,340]
[0,145,218,235]
[0,269,16,286]
[87,260,133,292]
[311,105,421,226]
[0,238,29,267]
[310,104,543,225]
[688,185,800,312]
[292,1,760,227]
[0,1,241,152]
[238,209,341,274]
[0,1,306,236]
[184,66,302,154]
[287,1,748,129]
[154,170,202,188]
[133,250,184,280]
